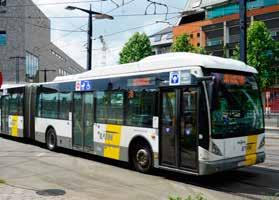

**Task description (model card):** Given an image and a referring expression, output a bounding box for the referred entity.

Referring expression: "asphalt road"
[0,135,279,200]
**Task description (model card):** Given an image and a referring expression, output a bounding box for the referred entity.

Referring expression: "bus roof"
[54,53,257,83]
[1,83,27,90]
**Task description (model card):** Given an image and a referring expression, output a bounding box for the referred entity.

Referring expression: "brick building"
[173,0,279,57]
[0,0,84,84]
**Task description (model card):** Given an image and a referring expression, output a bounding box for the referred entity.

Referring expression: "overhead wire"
[0,12,181,20]
[3,0,182,68]
[34,23,88,54]
[24,20,86,32]
[93,14,180,40]
[91,14,181,53]
[2,0,108,8]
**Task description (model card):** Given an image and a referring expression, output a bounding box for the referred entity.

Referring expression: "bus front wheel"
[46,128,57,151]
[132,142,152,173]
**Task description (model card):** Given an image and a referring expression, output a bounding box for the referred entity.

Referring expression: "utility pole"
[88,5,93,71]
[39,69,56,82]
[239,0,247,64]
[9,56,25,84]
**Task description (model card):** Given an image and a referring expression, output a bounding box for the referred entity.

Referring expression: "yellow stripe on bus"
[245,135,258,166]
[103,125,122,160]
[11,116,19,137]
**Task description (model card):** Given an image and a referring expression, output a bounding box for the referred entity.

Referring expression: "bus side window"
[41,92,58,119]
[95,91,124,125]
[126,90,157,128]
[59,92,72,120]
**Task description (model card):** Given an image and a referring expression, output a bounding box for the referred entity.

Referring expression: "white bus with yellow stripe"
[0,53,265,175]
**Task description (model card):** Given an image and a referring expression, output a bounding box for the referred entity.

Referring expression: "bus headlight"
[211,142,223,156]
[258,136,265,149]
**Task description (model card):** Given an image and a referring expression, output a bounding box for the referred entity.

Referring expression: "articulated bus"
[0,53,265,175]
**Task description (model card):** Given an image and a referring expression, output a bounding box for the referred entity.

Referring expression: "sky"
[32,0,186,69]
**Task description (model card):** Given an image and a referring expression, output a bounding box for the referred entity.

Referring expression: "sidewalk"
[265,127,279,139]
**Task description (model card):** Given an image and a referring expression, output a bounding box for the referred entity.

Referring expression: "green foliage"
[171,33,206,54]
[232,21,278,89]
[169,194,207,200]
[119,32,153,64]
[0,179,6,184]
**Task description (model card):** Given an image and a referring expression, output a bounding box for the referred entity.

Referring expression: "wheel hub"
[136,149,148,167]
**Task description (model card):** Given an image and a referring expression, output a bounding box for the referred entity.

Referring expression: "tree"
[171,33,206,54]
[233,21,278,89]
[119,32,153,64]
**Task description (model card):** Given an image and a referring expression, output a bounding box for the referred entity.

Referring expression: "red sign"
[223,74,245,85]
[128,77,155,87]
[0,72,2,88]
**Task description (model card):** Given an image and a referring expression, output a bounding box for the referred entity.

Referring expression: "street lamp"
[65,5,113,70]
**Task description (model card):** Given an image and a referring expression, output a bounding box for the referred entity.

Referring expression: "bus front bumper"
[199,152,265,175]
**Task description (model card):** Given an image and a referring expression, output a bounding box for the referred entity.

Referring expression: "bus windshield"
[209,72,264,138]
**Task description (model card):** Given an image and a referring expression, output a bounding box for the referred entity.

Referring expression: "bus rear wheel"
[132,143,152,173]
[46,128,57,151]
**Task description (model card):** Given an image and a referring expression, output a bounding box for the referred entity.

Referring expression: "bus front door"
[160,88,198,171]
[73,92,94,151]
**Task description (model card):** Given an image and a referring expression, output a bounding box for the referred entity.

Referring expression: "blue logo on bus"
[81,80,92,91]
[169,71,180,85]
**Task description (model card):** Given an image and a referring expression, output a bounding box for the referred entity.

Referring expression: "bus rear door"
[72,92,94,151]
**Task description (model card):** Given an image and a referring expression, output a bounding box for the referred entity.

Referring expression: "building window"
[271,31,278,39]
[0,0,6,6]
[154,35,162,42]
[190,34,193,39]
[59,68,70,76]
[166,33,173,40]
[25,52,39,81]
[206,38,223,47]
[197,43,200,47]
[50,50,66,62]
[0,31,7,46]
[192,0,201,8]
[197,33,200,38]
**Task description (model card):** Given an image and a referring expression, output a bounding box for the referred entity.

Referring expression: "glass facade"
[206,38,223,46]
[207,0,279,19]
[25,52,39,81]
[0,31,7,46]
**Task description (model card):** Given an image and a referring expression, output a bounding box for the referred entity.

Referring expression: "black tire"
[46,128,57,151]
[132,143,153,173]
